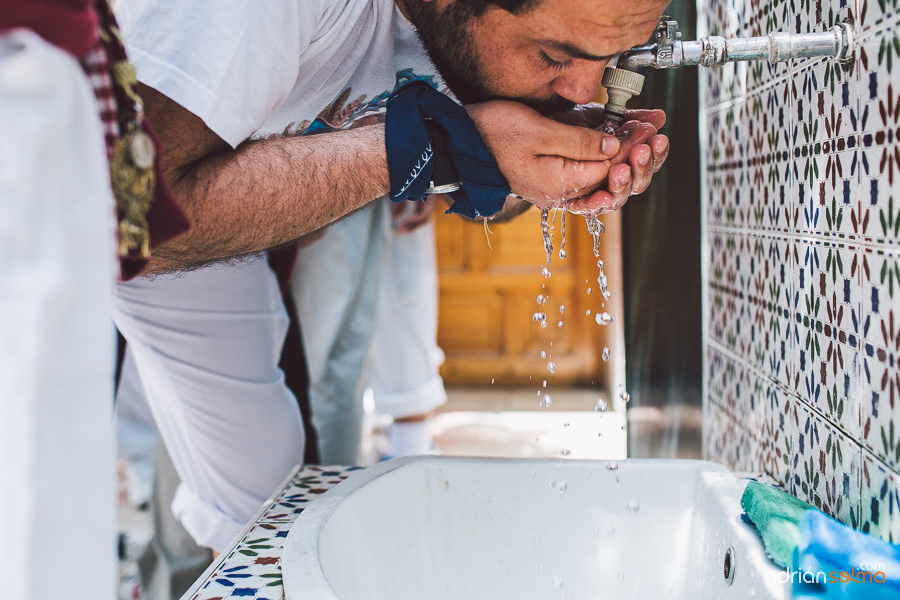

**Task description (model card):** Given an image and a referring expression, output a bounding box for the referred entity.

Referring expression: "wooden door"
[435,206,625,392]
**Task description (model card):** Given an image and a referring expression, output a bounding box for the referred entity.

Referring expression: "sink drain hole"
[723,546,736,586]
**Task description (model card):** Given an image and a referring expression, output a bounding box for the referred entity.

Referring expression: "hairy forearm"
[147,124,388,273]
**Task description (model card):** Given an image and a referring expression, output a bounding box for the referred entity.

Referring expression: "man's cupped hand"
[466,101,668,214]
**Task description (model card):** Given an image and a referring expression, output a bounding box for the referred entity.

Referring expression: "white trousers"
[292,203,389,464]
[112,258,305,552]
[368,219,447,418]
[0,30,117,600]
[115,348,158,463]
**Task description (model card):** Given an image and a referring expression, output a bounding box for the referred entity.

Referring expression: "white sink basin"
[283,457,787,599]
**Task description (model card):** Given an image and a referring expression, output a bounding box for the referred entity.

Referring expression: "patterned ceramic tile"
[860,451,900,541]
[856,26,900,246]
[858,0,900,34]
[859,247,900,468]
[702,0,900,537]
[746,234,795,383]
[707,397,759,470]
[186,465,363,600]
[258,465,363,522]
[745,367,775,468]
[709,231,751,356]
[790,401,862,527]
[705,0,750,38]
[789,239,863,434]
[747,80,797,231]
[762,378,795,486]
[190,523,292,600]
[791,52,862,238]
[707,398,735,465]
[796,0,856,36]
[709,103,751,227]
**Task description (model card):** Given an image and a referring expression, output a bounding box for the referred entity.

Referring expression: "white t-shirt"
[116,0,440,148]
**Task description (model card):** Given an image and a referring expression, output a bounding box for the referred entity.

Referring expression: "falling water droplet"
[532,312,546,322]
[625,499,640,513]
[491,378,494,384]
[537,294,545,305]
[595,312,614,325]
[586,309,591,316]
[602,347,611,361]
[620,392,631,404]
[540,209,553,266]
[557,320,563,328]
[541,350,546,359]
[597,259,604,269]
[587,287,592,294]
[542,266,552,278]
[605,460,619,471]
[559,305,565,314]
[540,320,547,328]
[547,362,557,374]
[558,208,567,261]
[549,478,556,488]
[554,576,563,590]
[537,390,542,396]
[585,216,605,258]
[542,380,547,387]
[543,394,553,407]
[558,479,568,492]
[595,398,609,412]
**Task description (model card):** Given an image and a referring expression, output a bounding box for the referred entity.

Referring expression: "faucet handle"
[655,17,682,47]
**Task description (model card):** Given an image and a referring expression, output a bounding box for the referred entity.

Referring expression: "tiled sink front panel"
[701,0,900,542]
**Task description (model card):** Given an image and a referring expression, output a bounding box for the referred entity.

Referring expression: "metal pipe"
[617,22,854,70]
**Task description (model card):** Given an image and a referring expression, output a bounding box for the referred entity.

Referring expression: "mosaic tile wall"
[701,0,900,542]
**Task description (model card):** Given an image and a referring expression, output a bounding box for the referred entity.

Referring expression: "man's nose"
[550,61,608,105]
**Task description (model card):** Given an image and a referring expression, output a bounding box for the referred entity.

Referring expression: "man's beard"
[405,1,576,117]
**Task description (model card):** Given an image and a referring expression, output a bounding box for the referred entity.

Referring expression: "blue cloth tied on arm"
[385,81,510,218]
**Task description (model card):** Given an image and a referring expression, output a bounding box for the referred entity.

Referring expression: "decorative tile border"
[185,465,362,600]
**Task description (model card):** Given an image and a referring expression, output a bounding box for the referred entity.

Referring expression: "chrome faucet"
[601,17,856,122]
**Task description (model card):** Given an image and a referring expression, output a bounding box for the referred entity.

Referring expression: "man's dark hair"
[455,0,537,17]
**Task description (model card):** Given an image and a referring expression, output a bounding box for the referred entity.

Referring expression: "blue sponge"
[791,509,900,599]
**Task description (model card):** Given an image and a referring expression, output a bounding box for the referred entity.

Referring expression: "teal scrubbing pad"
[740,480,817,568]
